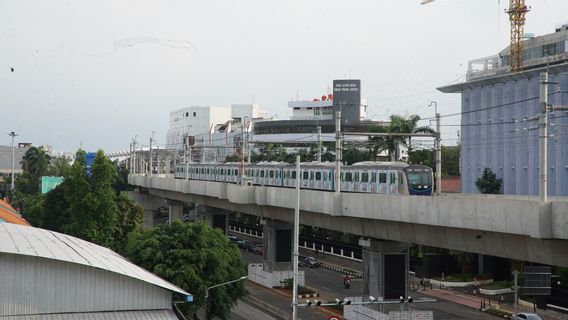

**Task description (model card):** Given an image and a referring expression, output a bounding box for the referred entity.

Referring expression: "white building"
[288,94,368,121]
[166,106,232,149]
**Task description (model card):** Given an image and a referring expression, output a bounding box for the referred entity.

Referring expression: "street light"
[8,132,17,193]
[204,275,247,319]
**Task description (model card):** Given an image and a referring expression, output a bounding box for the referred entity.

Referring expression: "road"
[238,249,498,319]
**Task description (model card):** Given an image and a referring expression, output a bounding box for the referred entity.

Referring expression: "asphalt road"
[238,249,498,319]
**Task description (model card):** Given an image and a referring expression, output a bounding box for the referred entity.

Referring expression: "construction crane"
[421,0,530,72]
[506,0,530,72]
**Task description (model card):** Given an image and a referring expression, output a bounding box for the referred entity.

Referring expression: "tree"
[475,168,502,194]
[42,184,71,232]
[48,157,71,177]
[127,222,246,320]
[64,149,120,247]
[113,194,143,254]
[21,146,51,176]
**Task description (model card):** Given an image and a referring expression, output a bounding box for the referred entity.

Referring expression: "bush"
[485,306,512,318]
[280,278,316,295]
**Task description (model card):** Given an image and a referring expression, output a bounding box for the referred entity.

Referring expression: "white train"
[174,161,433,195]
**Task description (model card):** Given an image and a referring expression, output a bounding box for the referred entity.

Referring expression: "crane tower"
[506,0,530,72]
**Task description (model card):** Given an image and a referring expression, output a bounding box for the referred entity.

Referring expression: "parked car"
[299,256,320,268]
[243,241,257,252]
[251,243,263,256]
[237,239,250,249]
[227,236,239,244]
[511,313,543,320]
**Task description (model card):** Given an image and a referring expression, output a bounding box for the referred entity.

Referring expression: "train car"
[402,164,433,195]
[174,161,433,196]
[345,162,408,194]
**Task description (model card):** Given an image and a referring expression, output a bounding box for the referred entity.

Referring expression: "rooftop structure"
[439,25,568,196]
[0,223,191,319]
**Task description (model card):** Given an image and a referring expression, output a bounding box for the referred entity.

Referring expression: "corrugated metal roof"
[2,309,179,320]
[0,223,190,298]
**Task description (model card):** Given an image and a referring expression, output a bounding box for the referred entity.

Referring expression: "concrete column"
[262,219,293,272]
[202,207,230,234]
[360,238,409,300]
[168,200,184,225]
[126,190,167,227]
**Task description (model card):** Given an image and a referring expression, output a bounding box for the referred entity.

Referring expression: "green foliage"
[42,185,71,232]
[113,194,143,254]
[19,193,45,226]
[369,115,435,161]
[279,278,315,295]
[475,167,502,194]
[48,157,71,177]
[343,147,368,165]
[449,250,475,275]
[21,146,51,176]
[63,149,142,251]
[126,222,246,320]
[441,146,460,176]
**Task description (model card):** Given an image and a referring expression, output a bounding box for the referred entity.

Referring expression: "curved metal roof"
[0,223,190,298]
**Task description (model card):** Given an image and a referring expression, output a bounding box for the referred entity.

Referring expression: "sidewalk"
[420,287,568,320]
[309,251,568,319]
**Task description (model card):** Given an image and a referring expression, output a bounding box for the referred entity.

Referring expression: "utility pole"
[430,101,441,196]
[292,155,301,320]
[436,110,441,196]
[513,270,519,316]
[129,142,133,172]
[335,112,342,194]
[9,131,17,192]
[539,72,548,202]
[317,126,322,162]
[133,136,138,174]
[149,133,153,175]
[240,123,245,185]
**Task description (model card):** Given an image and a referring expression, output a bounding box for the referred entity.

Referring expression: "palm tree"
[387,115,436,161]
[21,147,51,176]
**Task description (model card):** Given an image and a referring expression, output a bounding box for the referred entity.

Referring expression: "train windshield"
[406,173,432,189]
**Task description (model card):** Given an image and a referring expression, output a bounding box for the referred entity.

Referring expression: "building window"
[193,112,197,117]
[185,112,189,117]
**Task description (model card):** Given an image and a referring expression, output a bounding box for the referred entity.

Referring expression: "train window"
[275,171,279,179]
[379,173,387,183]
[329,172,333,181]
[269,170,274,178]
[323,172,326,181]
[361,172,369,183]
[316,172,321,181]
[371,172,376,183]
[310,171,314,180]
[303,171,309,180]
[345,172,352,182]
[341,172,344,181]
[390,173,397,185]
[353,172,359,182]
[260,170,265,178]
[399,172,404,184]
[292,171,296,179]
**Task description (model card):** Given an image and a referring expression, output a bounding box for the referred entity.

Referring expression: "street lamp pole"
[9,132,17,192]
[204,275,247,319]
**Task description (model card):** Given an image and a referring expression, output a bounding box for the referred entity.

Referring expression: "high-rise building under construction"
[439,25,568,196]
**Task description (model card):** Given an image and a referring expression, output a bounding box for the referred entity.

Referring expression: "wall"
[0,254,171,316]
[461,71,568,196]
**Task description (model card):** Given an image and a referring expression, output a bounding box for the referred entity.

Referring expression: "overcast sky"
[1,0,567,153]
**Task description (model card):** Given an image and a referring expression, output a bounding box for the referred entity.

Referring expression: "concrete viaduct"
[128,174,568,299]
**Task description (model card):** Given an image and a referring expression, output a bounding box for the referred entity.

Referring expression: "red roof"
[0,199,30,226]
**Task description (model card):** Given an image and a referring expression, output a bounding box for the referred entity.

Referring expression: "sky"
[1,0,567,153]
